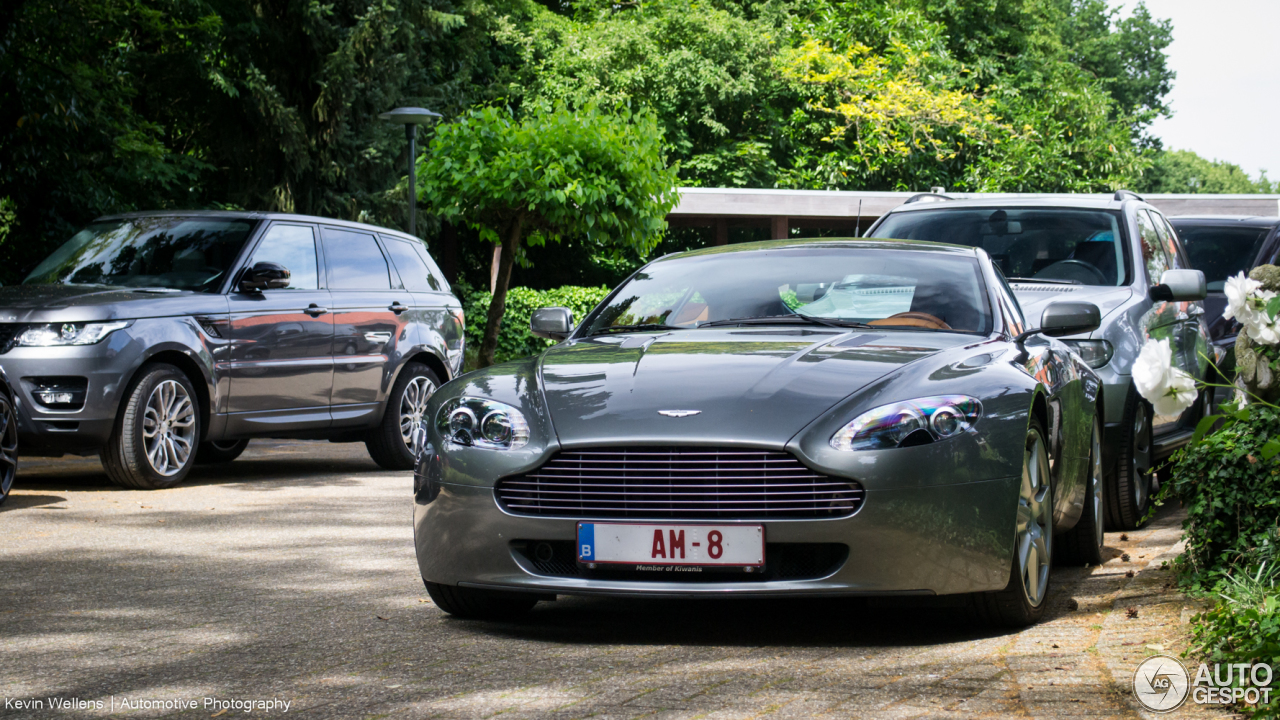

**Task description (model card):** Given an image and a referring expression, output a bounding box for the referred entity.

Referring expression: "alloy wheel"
[142,380,196,476]
[0,393,16,497]
[399,376,436,450]
[1132,406,1152,509]
[1017,430,1053,607]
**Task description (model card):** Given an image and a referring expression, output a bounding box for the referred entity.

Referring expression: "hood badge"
[658,410,701,418]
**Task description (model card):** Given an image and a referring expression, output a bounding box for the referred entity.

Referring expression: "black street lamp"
[379,106,441,237]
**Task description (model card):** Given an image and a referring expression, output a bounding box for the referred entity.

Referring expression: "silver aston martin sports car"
[413,239,1105,626]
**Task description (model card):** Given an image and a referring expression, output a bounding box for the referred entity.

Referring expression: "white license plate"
[577,522,764,568]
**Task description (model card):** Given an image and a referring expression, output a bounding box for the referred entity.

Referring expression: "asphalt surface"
[1,440,1236,719]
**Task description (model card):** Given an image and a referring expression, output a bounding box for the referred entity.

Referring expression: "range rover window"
[250,224,319,290]
[322,228,391,290]
[382,237,438,292]
[23,216,254,292]
[871,208,1128,286]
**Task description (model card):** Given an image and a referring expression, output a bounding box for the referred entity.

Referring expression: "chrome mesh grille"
[495,447,864,520]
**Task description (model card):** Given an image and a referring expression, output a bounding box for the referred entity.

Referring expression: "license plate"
[577,522,764,569]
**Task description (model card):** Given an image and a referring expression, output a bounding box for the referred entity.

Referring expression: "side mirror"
[239,261,291,292]
[1150,269,1207,302]
[530,306,573,341]
[1039,301,1101,338]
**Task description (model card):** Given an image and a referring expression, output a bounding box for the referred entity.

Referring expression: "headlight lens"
[436,397,530,450]
[830,395,982,451]
[1061,339,1113,368]
[15,321,130,347]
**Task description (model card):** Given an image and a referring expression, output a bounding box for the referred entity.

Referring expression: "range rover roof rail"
[1113,189,1144,202]
[904,192,953,204]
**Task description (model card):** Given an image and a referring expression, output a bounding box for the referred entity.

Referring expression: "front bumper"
[414,475,1019,598]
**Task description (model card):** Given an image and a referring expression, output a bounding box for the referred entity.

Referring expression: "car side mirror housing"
[1150,268,1206,302]
[239,261,291,292]
[530,307,573,341]
[1039,301,1101,338]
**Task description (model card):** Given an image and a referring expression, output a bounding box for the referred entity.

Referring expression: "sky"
[1118,0,1280,182]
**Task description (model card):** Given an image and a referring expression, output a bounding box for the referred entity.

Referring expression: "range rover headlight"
[830,395,982,451]
[436,397,530,450]
[14,321,130,347]
[1061,339,1114,369]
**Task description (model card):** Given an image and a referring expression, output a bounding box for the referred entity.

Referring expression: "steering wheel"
[1035,259,1107,285]
[869,312,952,330]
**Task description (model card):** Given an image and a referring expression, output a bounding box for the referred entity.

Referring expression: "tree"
[418,104,680,367]
[1136,150,1276,195]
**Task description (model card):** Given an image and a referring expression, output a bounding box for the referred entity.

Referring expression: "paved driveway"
[1,441,1233,719]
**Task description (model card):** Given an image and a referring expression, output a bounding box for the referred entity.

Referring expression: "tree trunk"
[478,216,522,368]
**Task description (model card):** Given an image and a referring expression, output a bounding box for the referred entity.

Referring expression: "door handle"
[389,302,409,315]
[304,304,328,316]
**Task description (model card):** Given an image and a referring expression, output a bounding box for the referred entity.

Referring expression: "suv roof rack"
[904,192,953,204]
[1113,189,1144,202]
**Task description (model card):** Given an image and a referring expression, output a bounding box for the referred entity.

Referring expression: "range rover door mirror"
[530,307,573,341]
[1150,269,1207,302]
[239,261,291,292]
[1039,301,1101,338]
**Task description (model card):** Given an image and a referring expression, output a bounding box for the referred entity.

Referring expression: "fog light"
[28,376,88,410]
[37,391,75,405]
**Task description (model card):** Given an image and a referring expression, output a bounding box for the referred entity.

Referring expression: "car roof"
[884,195,1130,214]
[1168,215,1280,228]
[92,209,422,244]
[659,237,982,262]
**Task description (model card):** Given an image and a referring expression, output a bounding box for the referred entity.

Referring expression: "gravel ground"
[0,440,1239,719]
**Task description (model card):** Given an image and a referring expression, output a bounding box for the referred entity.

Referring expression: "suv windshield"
[1174,225,1271,292]
[582,246,992,335]
[23,216,255,292]
[871,208,1128,286]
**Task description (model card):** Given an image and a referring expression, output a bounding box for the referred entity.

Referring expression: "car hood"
[539,328,977,447]
[0,284,221,323]
[1012,285,1133,332]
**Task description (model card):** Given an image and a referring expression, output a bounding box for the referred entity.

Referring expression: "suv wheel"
[366,363,440,470]
[1106,390,1153,531]
[0,385,17,505]
[101,364,200,489]
[196,438,250,464]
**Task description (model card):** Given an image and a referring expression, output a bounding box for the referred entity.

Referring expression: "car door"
[224,222,334,432]
[380,235,463,367]
[1136,209,1194,434]
[321,226,409,427]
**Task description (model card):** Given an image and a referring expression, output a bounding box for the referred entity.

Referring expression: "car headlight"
[830,395,982,451]
[436,397,530,450]
[1061,339,1113,369]
[14,321,130,347]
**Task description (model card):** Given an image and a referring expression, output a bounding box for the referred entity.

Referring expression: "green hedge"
[464,285,611,366]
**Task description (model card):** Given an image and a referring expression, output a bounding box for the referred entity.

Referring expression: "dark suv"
[0,211,464,489]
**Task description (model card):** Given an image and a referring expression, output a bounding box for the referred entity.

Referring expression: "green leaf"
[1267,296,1280,322]
[1191,415,1220,446]
[1262,438,1280,461]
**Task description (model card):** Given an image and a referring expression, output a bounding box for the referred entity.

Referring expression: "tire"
[100,364,200,490]
[970,417,1054,627]
[0,386,17,506]
[196,438,249,464]
[424,581,538,620]
[366,363,440,470]
[1105,390,1153,531]
[1057,417,1105,566]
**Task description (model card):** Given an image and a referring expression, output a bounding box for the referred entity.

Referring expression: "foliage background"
[462,285,611,366]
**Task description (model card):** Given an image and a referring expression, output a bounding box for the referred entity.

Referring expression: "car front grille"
[495,447,864,520]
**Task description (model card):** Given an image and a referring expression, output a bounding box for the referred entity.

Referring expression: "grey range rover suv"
[0,211,463,489]
[866,191,1210,530]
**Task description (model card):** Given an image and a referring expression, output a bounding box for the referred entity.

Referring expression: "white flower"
[1223,272,1261,323]
[1242,289,1280,345]
[1132,338,1198,416]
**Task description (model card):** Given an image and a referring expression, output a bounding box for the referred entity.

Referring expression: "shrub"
[464,285,611,367]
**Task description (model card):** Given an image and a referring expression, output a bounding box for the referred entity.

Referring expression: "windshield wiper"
[1007,277,1082,285]
[589,323,683,336]
[699,314,873,330]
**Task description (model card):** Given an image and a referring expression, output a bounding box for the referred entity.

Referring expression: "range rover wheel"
[424,581,538,620]
[1057,417,1106,566]
[196,438,250,464]
[101,364,200,489]
[366,362,440,470]
[970,417,1054,627]
[1106,391,1153,531]
[0,386,18,505]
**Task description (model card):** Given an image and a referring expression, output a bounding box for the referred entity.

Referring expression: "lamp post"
[379,106,441,237]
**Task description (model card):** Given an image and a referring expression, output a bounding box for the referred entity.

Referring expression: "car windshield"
[870,208,1128,286]
[23,216,255,292]
[582,245,992,335]
[1174,225,1271,292]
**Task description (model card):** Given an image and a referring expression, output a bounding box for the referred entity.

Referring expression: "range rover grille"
[495,447,864,520]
